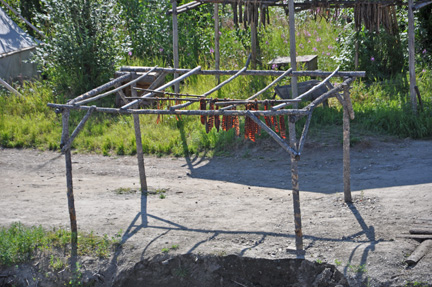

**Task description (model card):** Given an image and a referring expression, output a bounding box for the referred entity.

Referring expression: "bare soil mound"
[114,254,348,287]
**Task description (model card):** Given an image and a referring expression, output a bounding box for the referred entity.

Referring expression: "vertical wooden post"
[61,109,78,257]
[408,0,418,114]
[288,0,298,99]
[354,28,359,70]
[172,0,180,93]
[131,78,148,193]
[214,3,220,84]
[251,17,258,69]
[342,84,352,203]
[288,116,303,257]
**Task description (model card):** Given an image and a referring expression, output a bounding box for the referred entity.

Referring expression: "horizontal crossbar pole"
[48,103,309,117]
[120,66,366,78]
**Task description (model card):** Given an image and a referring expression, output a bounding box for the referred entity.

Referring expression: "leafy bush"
[118,0,214,68]
[36,0,130,98]
[0,222,120,266]
[336,21,407,81]
[0,222,46,265]
[416,6,432,68]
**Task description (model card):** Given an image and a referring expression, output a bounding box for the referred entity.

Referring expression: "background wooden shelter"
[169,0,432,114]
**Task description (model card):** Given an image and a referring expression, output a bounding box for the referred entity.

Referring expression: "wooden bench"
[267,55,318,70]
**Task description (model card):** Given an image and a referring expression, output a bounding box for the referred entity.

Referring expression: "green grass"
[1,11,431,156]
[0,222,120,266]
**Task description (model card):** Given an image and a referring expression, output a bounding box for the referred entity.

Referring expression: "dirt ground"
[0,135,431,286]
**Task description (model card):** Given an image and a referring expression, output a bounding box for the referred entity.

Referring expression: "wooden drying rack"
[48,59,365,257]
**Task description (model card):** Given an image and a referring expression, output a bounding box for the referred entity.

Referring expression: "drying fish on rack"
[200,98,207,125]
[156,99,164,124]
[206,100,215,134]
[279,115,286,139]
[264,101,272,128]
[215,105,220,132]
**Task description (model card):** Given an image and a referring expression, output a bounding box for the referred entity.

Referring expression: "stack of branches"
[354,0,399,34]
[231,0,277,27]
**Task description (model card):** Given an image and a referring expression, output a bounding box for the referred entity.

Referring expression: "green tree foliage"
[117,0,214,68]
[337,21,406,81]
[416,6,432,68]
[19,0,42,37]
[36,0,130,98]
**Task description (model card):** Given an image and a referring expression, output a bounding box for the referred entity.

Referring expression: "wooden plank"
[405,240,432,266]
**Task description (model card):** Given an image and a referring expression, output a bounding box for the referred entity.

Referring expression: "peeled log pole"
[61,110,78,257]
[0,77,22,96]
[343,84,352,203]
[288,116,303,256]
[409,228,432,235]
[408,0,418,114]
[405,240,432,266]
[61,107,95,153]
[288,0,298,99]
[251,18,258,69]
[47,103,309,117]
[214,3,220,84]
[120,66,366,78]
[172,0,180,94]
[131,80,148,192]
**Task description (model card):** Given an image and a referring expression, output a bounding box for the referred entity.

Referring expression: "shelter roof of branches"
[171,0,432,33]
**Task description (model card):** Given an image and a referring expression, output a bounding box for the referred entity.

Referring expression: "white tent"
[0,6,38,81]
